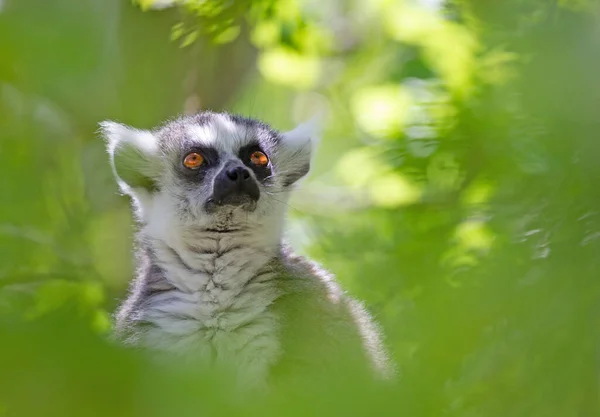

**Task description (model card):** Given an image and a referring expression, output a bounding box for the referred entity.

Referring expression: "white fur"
[185,114,259,153]
[100,121,162,216]
[100,121,159,155]
[138,194,284,387]
[281,116,321,153]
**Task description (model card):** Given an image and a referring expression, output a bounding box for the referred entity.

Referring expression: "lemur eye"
[250,151,269,167]
[183,152,204,169]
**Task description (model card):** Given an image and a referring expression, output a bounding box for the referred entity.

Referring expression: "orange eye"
[183,152,204,169]
[250,151,269,166]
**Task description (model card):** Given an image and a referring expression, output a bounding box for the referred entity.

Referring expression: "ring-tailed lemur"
[100,111,393,387]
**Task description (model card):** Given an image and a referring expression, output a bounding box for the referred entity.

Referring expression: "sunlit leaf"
[213,25,241,44]
[91,309,112,333]
[384,3,479,95]
[369,173,422,207]
[335,147,389,188]
[170,22,185,42]
[461,181,494,207]
[455,220,494,251]
[258,48,320,89]
[135,0,178,11]
[181,30,199,48]
[351,85,412,138]
[251,20,281,48]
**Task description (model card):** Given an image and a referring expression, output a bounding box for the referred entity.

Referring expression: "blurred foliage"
[1,0,600,416]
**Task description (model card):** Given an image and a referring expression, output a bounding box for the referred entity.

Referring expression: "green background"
[0,0,599,416]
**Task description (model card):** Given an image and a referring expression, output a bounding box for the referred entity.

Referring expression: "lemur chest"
[143,247,283,364]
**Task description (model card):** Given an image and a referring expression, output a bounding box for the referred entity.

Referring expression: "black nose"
[226,166,251,182]
[210,162,260,207]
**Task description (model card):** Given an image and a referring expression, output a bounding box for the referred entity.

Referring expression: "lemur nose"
[226,166,251,182]
[211,162,259,206]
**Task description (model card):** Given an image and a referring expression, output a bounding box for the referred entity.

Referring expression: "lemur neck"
[143,223,281,294]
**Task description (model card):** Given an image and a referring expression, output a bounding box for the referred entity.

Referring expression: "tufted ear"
[99,121,162,193]
[278,117,321,187]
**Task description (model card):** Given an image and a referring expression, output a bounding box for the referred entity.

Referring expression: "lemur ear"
[99,121,162,192]
[278,117,321,187]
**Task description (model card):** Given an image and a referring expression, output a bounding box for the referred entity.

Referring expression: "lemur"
[101,111,393,388]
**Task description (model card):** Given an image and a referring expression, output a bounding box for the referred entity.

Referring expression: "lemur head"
[101,112,317,236]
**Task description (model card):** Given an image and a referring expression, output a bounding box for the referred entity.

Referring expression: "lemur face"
[101,112,316,229]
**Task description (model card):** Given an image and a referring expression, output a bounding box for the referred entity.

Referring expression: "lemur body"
[101,112,392,386]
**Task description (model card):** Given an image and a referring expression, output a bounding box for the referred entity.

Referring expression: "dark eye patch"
[238,142,272,182]
[176,146,219,183]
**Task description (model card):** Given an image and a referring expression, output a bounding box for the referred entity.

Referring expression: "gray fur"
[101,111,394,387]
